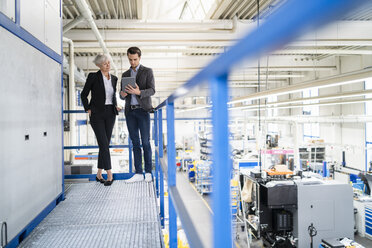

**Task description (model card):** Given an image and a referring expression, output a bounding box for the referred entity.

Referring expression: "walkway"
[19,181,163,248]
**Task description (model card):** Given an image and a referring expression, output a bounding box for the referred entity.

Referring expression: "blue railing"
[152,0,364,247]
[63,110,135,173]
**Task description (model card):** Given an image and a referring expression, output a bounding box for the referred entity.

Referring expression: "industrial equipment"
[239,170,354,247]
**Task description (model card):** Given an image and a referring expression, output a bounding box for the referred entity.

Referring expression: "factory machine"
[241,170,354,248]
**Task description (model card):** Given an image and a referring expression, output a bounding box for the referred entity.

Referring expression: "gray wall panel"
[0,27,62,241]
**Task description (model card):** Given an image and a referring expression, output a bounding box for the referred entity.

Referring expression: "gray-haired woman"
[81,54,121,186]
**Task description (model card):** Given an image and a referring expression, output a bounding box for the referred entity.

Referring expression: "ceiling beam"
[68,46,372,56]
[136,0,142,19]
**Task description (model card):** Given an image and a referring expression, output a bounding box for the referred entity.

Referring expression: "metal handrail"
[152,1,365,247]
[1,221,7,248]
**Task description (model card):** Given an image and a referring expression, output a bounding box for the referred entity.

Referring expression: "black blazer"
[81,70,119,115]
[120,65,155,114]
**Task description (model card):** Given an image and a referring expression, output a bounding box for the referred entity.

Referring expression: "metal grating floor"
[19,181,162,248]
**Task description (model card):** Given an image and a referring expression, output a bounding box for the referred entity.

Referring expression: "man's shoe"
[125,174,144,183]
[104,179,114,186]
[145,173,152,182]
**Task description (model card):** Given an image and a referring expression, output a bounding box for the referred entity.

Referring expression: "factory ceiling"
[63,0,372,100]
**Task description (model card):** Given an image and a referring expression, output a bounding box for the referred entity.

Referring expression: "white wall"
[20,0,61,54]
[0,0,15,20]
[0,0,62,242]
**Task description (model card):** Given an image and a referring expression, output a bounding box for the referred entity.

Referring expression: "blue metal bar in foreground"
[158,109,165,227]
[153,0,365,247]
[210,74,232,247]
[166,100,177,247]
[154,111,160,196]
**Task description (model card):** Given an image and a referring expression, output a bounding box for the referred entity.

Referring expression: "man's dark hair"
[127,47,141,57]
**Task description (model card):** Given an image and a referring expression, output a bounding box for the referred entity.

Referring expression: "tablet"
[121,77,136,91]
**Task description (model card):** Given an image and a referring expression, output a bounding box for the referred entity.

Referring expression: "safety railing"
[63,110,134,177]
[152,0,363,247]
[63,110,210,176]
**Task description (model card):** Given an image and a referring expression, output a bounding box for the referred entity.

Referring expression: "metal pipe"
[74,0,118,76]
[63,37,77,164]
[63,15,85,34]
[62,19,235,30]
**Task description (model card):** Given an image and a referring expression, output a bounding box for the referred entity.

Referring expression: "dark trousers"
[90,105,116,170]
[125,108,152,173]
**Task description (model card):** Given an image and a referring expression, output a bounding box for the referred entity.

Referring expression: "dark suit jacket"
[81,70,119,115]
[120,65,155,114]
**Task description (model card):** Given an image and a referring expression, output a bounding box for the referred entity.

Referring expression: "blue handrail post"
[210,74,232,248]
[154,111,159,196]
[158,109,165,227]
[166,100,177,248]
[128,137,133,173]
[323,161,327,177]
[159,109,164,158]
[159,164,165,228]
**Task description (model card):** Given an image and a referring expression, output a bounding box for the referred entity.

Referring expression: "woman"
[81,54,120,186]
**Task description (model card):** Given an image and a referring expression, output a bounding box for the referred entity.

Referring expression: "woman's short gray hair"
[93,54,109,66]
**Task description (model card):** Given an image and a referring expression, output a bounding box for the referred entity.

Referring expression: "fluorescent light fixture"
[228,68,372,105]
[231,89,372,110]
[239,97,372,112]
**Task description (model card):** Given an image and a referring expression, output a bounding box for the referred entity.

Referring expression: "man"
[120,47,155,182]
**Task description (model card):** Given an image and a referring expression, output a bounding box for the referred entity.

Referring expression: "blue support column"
[160,163,165,227]
[154,111,159,196]
[159,109,164,158]
[158,108,165,227]
[128,137,133,173]
[167,100,177,248]
[210,74,232,248]
[323,161,327,177]
[154,111,159,147]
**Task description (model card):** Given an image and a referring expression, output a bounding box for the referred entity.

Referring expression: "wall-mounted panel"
[0,0,15,21]
[20,0,45,42]
[45,0,61,53]
[46,0,60,14]
[0,26,62,242]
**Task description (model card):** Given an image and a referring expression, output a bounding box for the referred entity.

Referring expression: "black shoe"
[96,176,105,183]
[104,179,114,186]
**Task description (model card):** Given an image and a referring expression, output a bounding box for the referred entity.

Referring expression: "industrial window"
[303,88,319,141]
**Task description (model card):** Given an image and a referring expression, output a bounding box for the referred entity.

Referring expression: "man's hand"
[125,83,140,95]
[87,109,91,116]
[120,91,128,98]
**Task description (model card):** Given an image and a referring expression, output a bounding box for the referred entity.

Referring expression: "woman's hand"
[116,106,122,112]
[87,109,91,116]
[120,91,128,98]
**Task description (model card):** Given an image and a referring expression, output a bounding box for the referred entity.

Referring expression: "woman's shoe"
[96,176,105,183]
[104,179,114,186]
